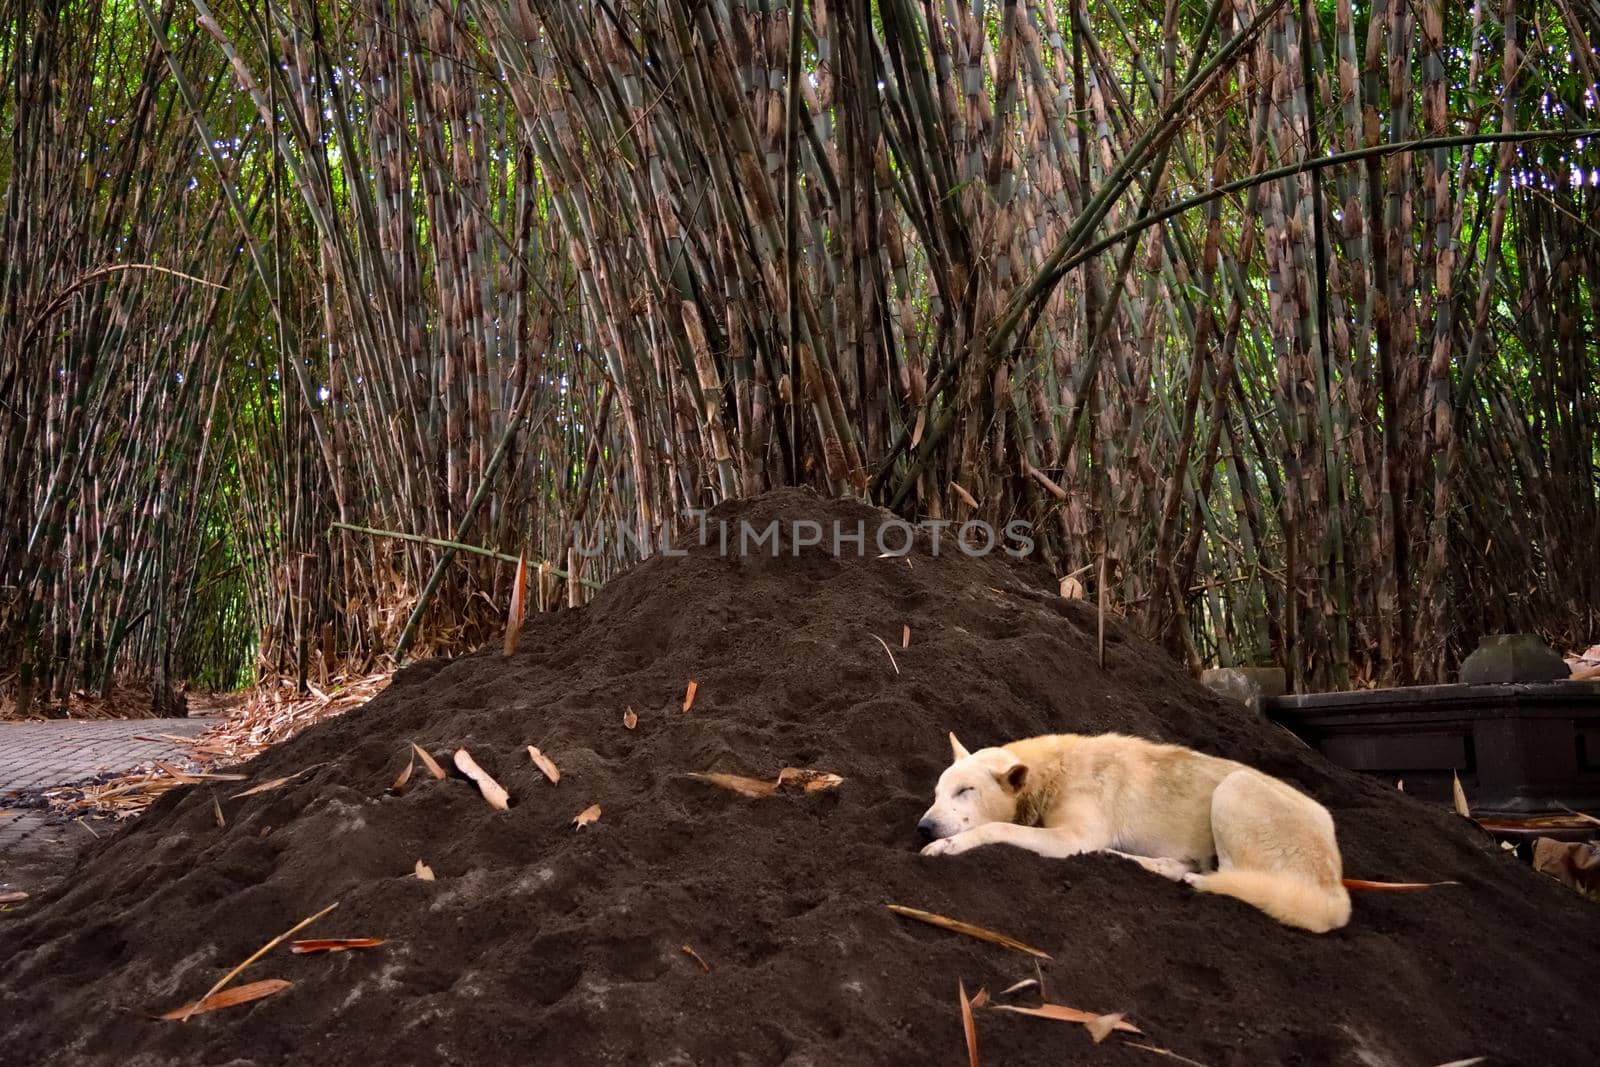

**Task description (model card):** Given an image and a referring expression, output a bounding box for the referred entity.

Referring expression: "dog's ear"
[994,756,1027,793]
[948,732,971,761]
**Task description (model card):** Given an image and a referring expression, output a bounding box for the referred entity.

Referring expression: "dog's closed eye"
[957,787,973,797]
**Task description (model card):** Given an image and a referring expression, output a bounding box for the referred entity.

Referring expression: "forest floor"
[2,490,1598,1066]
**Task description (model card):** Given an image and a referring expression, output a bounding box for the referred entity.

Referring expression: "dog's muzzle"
[916,817,938,843]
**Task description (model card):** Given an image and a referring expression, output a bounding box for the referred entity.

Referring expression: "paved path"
[1,719,212,902]
[0,719,210,797]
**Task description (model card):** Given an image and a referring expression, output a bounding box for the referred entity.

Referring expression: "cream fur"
[918,732,1350,934]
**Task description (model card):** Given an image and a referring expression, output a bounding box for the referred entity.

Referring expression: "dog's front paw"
[920,836,960,857]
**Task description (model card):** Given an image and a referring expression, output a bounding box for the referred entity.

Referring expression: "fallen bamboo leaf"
[1060,575,1085,599]
[210,791,225,829]
[158,978,291,1020]
[681,944,710,972]
[0,890,28,904]
[902,624,911,648]
[527,746,560,785]
[573,803,601,828]
[454,748,510,810]
[391,750,415,793]
[1343,878,1461,891]
[178,901,338,1022]
[993,1002,1142,1035]
[682,680,698,712]
[687,772,777,798]
[959,980,982,1067]
[886,904,1052,960]
[414,860,435,881]
[1452,772,1470,817]
[872,634,900,674]
[411,743,446,780]
[289,938,387,955]
[776,767,845,793]
[1430,1059,1487,1067]
[951,481,979,509]
[154,760,199,784]
[504,551,528,657]
[623,706,638,730]
[231,763,328,799]
[1087,1012,1126,1044]
[999,978,1038,997]
[968,987,989,1011]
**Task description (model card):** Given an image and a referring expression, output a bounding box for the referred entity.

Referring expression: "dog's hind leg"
[1107,851,1195,880]
[1181,771,1350,933]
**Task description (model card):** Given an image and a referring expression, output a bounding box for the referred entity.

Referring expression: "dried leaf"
[681,944,710,972]
[210,791,226,828]
[886,904,1052,960]
[994,1002,1142,1035]
[901,624,911,649]
[1087,1012,1125,1044]
[177,901,337,1021]
[454,748,510,811]
[391,751,415,794]
[289,938,386,955]
[0,890,29,904]
[1430,1058,1487,1067]
[158,979,291,1020]
[527,746,560,785]
[623,707,638,730]
[411,743,446,780]
[999,978,1038,997]
[959,980,982,1067]
[776,768,844,793]
[231,763,326,800]
[682,680,699,713]
[414,860,435,881]
[950,481,979,509]
[1342,878,1461,891]
[688,772,778,798]
[504,551,528,657]
[1060,575,1085,599]
[1452,772,1470,818]
[968,987,989,1011]
[573,803,601,829]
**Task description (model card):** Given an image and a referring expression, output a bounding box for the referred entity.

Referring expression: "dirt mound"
[3,490,1597,1065]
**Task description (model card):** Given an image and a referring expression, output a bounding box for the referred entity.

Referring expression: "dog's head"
[916,733,1028,843]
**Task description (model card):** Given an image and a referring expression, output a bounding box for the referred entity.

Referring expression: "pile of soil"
[3,490,1597,1065]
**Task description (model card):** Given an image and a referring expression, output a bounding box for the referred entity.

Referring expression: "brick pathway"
[1,719,213,900]
[0,719,211,797]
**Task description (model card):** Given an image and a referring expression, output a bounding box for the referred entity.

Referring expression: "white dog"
[917,732,1351,933]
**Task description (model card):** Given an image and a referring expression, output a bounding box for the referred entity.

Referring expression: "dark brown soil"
[3,490,1597,1066]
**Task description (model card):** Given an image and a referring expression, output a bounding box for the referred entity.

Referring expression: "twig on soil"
[1126,1041,1213,1066]
[179,901,338,1022]
[680,944,711,972]
[872,634,901,674]
[886,904,1052,959]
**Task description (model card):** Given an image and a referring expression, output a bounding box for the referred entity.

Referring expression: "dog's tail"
[1187,869,1351,934]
